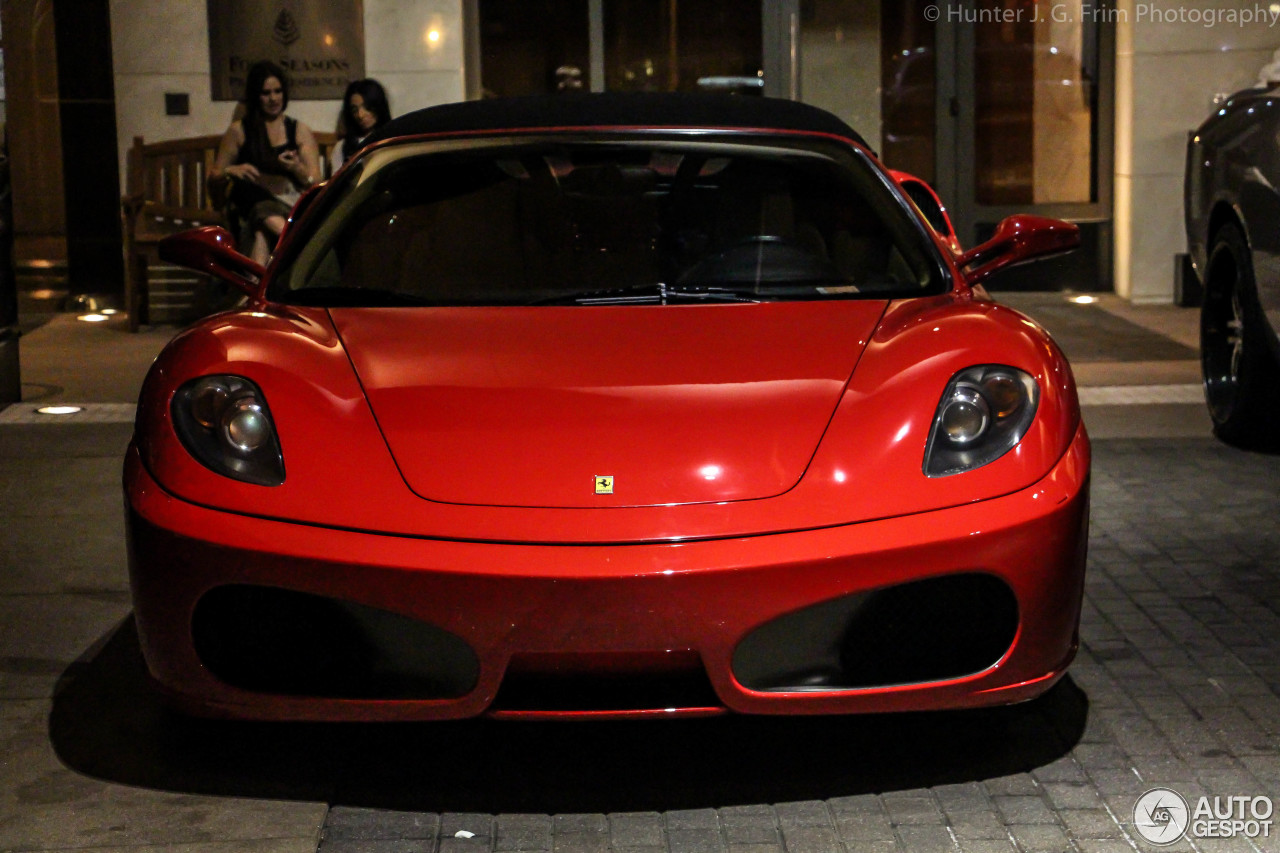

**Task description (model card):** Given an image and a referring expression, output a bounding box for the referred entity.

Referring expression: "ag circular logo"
[1134,788,1191,845]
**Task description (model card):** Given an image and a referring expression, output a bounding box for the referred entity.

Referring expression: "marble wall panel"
[1125,47,1272,179]
[1114,51,1133,178]
[369,70,466,117]
[800,2,881,153]
[1113,172,1134,297]
[110,0,208,75]
[364,0,465,73]
[1122,173,1187,302]
[1114,0,1278,301]
[1125,0,1280,55]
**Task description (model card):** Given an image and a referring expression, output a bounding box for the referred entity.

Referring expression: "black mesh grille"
[733,573,1019,692]
[192,585,479,700]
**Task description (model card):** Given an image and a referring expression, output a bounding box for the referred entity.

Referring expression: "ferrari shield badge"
[594,475,614,495]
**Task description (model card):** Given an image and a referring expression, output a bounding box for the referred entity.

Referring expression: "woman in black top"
[212,61,321,264]
[332,79,392,172]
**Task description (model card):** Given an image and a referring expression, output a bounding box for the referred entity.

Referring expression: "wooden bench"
[121,131,336,331]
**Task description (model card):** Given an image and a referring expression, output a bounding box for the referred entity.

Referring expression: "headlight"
[171,375,285,485]
[924,365,1038,477]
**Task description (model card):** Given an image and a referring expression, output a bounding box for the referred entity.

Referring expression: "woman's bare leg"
[249,214,289,265]
[249,231,271,265]
[263,214,288,239]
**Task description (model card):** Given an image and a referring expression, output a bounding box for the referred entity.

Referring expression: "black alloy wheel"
[1200,223,1280,450]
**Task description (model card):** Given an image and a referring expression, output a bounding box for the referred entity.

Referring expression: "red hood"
[331,302,886,508]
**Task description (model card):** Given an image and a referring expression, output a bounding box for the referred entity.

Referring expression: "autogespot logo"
[1134,788,1275,844]
[1134,788,1190,845]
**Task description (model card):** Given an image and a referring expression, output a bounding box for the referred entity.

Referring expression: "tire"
[1200,223,1280,450]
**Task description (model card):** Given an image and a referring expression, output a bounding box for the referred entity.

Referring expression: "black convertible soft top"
[365,92,870,150]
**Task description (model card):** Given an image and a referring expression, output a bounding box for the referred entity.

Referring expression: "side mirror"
[956,215,1080,287]
[158,226,266,299]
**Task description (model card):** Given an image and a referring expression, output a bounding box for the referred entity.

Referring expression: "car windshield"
[273,136,943,306]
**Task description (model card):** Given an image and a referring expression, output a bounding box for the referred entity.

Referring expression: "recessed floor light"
[77,313,110,323]
[36,406,83,415]
[1069,295,1097,305]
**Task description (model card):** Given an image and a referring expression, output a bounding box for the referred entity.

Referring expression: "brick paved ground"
[315,438,1280,853]
[4,301,1275,853]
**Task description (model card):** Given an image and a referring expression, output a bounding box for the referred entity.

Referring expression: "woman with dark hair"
[332,78,392,171]
[211,60,321,263]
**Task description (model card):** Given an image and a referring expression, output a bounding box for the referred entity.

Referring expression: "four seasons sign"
[208,0,365,100]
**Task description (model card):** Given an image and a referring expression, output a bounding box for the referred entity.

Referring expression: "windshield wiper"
[674,277,907,298]
[529,283,767,306]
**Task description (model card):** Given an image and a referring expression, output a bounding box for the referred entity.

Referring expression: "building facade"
[7,0,1280,303]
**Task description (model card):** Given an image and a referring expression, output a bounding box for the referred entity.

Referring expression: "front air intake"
[192,585,479,699]
[732,573,1018,692]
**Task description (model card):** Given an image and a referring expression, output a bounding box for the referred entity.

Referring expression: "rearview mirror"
[158,226,266,299]
[957,215,1080,287]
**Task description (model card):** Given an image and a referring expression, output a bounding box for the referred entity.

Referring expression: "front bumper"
[125,426,1089,721]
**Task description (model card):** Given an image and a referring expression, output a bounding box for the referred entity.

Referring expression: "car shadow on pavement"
[50,616,1088,813]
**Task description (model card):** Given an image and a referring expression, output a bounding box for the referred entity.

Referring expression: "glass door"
[475,0,591,97]
[476,0,763,97]
[791,0,1113,291]
[604,0,762,93]
[958,0,1113,290]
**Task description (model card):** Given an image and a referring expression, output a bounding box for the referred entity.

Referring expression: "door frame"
[943,6,1116,248]
[762,1,800,100]
[765,0,1114,270]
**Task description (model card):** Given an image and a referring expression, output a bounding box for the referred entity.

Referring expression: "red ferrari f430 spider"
[126,94,1089,721]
